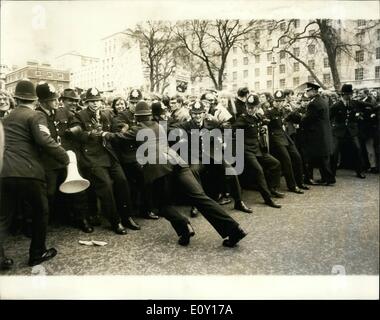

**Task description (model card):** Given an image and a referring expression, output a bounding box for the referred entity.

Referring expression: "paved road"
[1,170,378,276]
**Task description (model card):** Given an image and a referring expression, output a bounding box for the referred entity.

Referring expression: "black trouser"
[308,155,335,183]
[293,133,313,182]
[82,163,132,226]
[331,135,364,175]
[244,152,281,200]
[190,163,242,202]
[0,178,48,258]
[153,166,240,239]
[271,143,304,190]
[45,168,90,224]
[122,162,154,215]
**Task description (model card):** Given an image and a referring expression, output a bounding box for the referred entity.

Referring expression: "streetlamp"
[271,57,277,94]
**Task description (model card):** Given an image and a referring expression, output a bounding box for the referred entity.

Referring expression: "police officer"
[128,88,143,113]
[301,82,335,185]
[0,80,69,268]
[69,87,140,235]
[232,93,283,208]
[105,101,248,248]
[266,90,307,193]
[330,84,368,178]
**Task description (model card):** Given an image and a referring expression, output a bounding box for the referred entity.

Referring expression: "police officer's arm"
[301,102,324,127]
[67,113,101,143]
[29,112,69,165]
[231,115,249,129]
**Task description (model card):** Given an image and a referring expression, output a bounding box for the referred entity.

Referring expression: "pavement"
[0,170,378,276]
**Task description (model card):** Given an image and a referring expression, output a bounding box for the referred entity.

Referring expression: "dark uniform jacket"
[265,107,294,147]
[329,100,368,138]
[234,98,247,117]
[232,113,268,157]
[1,105,69,180]
[70,108,118,168]
[301,94,333,158]
[109,121,186,184]
[111,110,137,164]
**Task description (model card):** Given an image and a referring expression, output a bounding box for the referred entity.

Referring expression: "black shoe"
[223,227,247,247]
[264,198,282,209]
[190,207,198,218]
[78,219,94,233]
[178,224,195,246]
[289,187,304,194]
[356,172,366,179]
[88,215,101,226]
[234,201,253,213]
[28,248,57,267]
[299,184,310,190]
[113,223,127,235]
[142,211,159,220]
[218,197,232,205]
[270,189,285,198]
[369,167,379,174]
[123,217,141,230]
[0,256,14,270]
[305,179,318,186]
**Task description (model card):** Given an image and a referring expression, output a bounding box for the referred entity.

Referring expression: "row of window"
[7,71,65,81]
[356,48,380,62]
[355,66,380,80]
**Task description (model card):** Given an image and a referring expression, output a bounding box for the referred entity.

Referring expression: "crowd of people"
[0,79,378,270]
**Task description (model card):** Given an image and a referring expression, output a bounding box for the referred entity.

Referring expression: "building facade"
[5,62,70,94]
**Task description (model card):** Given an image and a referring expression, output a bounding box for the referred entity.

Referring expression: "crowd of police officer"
[0,79,378,270]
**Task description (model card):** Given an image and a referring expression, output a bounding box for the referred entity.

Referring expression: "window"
[308,75,314,82]
[255,30,260,39]
[293,47,300,57]
[279,79,286,88]
[243,57,249,65]
[323,73,331,84]
[377,29,380,41]
[294,19,300,28]
[280,22,286,31]
[267,66,273,75]
[233,71,237,80]
[243,44,248,52]
[355,50,364,62]
[279,64,285,74]
[324,58,329,68]
[376,47,380,59]
[308,60,315,70]
[267,52,272,62]
[35,70,42,76]
[293,77,299,87]
[233,59,237,67]
[293,62,299,72]
[255,55,260,63]
[47,72,52,78]
[58,73,63,79]
[375,66,380,79]
[355,68,364,80]
[255,68,260,77]
[255,82,260,91]
[279,37,286,45]
[267,80,272,89]
[243,70,248,78]
[357,20,366,27]
[308,44,315,54]
[279,51,286,59]
[233,47,237,54]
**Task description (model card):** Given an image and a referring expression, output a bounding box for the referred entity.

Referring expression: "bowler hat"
[134,101,152,116]
[341,84,353,95]
[14,80,38,101]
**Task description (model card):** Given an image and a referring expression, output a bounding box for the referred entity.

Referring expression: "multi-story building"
[5,61,70,94]
[224,19,380,94]
[0,64,11,90]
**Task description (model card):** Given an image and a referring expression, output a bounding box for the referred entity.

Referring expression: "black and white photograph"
[0,0,378,301]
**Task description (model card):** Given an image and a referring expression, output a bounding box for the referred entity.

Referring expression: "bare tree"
[268,19,380,91]
[126,21,176,93]
[174,20,261,90]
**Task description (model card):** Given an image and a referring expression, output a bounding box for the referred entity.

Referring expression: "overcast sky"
[1,0,377,68]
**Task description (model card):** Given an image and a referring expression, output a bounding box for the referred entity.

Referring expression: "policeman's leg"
[45,170,59,224]
[176,166,239,238]
[245,154,271,199]
[271,145,297,190]
[88,166,120,226]
[258,153,282,191]
[331,137,342,176]
[352,136,365,174]
[287,144,304,188]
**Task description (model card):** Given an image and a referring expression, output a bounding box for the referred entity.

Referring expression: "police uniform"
[0,80,69,267]
[69,87,139,234]
[232,94,282,208]
[266,90,305,192]
[106,101,247,247]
